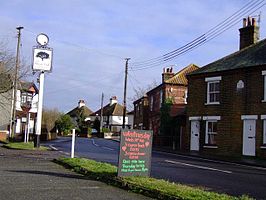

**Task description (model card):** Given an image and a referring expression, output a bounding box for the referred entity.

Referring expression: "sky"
[0,0,266,113]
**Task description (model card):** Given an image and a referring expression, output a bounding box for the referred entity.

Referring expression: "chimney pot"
[78,100,85,108]
[247,16,251,26]
[110,96,118,105]
[252,18,256,26]
[243,18,247,27]
[162,67,174,83]
[239,16,260,50]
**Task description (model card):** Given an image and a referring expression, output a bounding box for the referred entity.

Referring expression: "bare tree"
[42,108,62,133]
[0,40,33,133]
[0,40,32,98]
[129,80,159,102]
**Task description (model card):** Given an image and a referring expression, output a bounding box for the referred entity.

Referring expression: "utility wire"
[131,0,263,67]
[46,70,124,95]
[131,0,264,69]
[24,28,124,60]
[130,0,265,71]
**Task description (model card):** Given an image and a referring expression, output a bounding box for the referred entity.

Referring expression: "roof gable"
[67,106,93,117]
[146,64,199,95]
[165,64,200,85]
[19,81,38,93]
[91,102,127,116]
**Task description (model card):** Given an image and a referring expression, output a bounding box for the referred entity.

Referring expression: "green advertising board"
[118,129,153,177]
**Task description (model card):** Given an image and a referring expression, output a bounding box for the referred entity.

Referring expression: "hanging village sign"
[32,33,53,72]
[31,33,53,148]
[118,129,153,177]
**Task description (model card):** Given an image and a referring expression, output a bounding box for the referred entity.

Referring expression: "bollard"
[71,129,75,158]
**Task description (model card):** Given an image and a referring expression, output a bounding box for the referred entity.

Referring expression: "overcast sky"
[0,0,266,112]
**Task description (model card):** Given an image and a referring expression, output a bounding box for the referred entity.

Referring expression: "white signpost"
[71,129,76,158]
[32,33,53,148]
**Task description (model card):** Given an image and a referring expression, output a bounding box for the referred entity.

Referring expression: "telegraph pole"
[10,26,23,140]
[122,58,130,129]
[100,92,104,131]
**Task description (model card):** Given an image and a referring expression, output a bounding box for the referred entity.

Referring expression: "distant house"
[66,100,93,133]
[90,96,131,132]
[186,17,266,159]
[136,64,199,149]
[0,80,38,140]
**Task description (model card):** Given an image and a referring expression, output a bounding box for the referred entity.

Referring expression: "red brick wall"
[133,97,149,130]
[187,66,266,158]
[148,84,187,137]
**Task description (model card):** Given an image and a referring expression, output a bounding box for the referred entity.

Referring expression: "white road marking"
[91,139,114,150]
[165,159,232,174]
[91,139,99,147]
[59,150,69,155]
[102,146,114,151]
[155,150,266,171]
[49,145,58,151]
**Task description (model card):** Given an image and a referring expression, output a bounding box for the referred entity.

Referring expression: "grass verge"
[3,142,48,151]
[55,157,253,200]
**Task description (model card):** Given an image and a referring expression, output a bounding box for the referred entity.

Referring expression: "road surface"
[43,137,266,199]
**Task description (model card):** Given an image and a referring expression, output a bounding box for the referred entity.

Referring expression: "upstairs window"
[21,92,33,107]
[134,104,138,117]
[205,76,221,105]
[184,89,188,104]
[150,96,153,111]
[159,90,163,108]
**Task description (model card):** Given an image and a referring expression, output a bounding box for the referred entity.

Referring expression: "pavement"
[0,146,153,200]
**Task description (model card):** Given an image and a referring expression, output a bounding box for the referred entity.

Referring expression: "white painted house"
[0,81,38,140]
[90,96,133,132]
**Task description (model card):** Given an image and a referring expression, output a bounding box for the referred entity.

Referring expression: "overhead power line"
[130,0,265,71]
[24,28,124,60]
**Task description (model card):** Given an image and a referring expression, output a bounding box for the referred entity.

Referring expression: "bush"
[101,127,110,133]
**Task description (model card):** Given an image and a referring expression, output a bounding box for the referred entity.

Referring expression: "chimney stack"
[78,100,85,108]
[109,96,118,105]
[239,16,259,50]
[162,67,174,83]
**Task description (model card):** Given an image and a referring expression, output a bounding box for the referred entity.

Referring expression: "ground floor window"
[205,121,218,145]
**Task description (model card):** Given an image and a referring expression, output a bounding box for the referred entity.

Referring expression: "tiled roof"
[91,103,127,116]
[19,81,38,93]
[165,64,199,85]
[189,38,266,75]
[67,106,93,118]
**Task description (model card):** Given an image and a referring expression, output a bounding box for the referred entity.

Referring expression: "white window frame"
[262,71,266,102]
[261,115,266,145]
[203,116,220,146]
[205,76,221,105]
[184,89,188,104]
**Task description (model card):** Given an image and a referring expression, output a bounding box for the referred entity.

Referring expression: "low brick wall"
[0,131,8,142]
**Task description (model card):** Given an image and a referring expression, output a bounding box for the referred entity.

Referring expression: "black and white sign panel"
[32,47,53,72]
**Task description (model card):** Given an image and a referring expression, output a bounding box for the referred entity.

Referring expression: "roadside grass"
[3,142,48,151]
[56,157,253,200]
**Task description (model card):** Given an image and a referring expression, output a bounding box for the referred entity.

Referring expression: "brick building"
[144,64,199,148]
[133,95,149,130]
[186,17,266,159]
